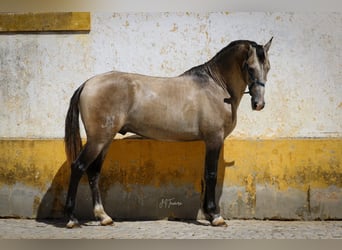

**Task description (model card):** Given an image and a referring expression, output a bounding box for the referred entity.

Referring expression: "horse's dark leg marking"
[65,141,105,228]
[65,162,85,228]
[86,145,113,226]
[203,143,227,227]
[203,145,221,215]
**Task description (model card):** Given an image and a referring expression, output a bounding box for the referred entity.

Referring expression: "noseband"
[244,64,266,96]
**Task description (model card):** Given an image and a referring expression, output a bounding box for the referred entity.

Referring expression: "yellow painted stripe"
[0,140,66,190]
[0,138,341,192]
[0,12,90,33]
[223,138,342,191]
[0,140,206,192]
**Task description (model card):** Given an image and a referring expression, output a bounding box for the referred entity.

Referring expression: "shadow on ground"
[36,140,226,228]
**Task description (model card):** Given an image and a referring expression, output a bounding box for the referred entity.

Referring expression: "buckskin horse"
[64,38,273,228]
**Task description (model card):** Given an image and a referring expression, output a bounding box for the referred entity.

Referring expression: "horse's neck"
[208,60,247,109]
[227,79,247,108]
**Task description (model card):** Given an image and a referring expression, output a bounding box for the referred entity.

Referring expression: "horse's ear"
[264,37,273,53]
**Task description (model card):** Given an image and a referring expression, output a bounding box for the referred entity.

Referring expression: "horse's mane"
[213,40,265,63]
[181,64,210,83]
[181,40,265,84]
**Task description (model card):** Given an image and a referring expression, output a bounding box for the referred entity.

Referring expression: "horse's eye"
[248,67,255,74]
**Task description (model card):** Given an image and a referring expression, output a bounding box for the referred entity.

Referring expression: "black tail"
[64,84,85,165]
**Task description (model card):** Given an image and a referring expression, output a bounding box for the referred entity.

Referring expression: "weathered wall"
[1,12,341,138]
[0,139,341,220]
[0,12,341,220]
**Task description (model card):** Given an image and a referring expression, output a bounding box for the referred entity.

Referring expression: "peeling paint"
[0,138,341,220]
[0,12,341,220]
[224,139,342,192]
[0,12,341,138]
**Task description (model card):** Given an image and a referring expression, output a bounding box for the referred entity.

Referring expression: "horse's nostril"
[252,101,265,111]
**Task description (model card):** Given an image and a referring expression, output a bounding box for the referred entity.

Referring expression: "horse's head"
[244,38,273,111]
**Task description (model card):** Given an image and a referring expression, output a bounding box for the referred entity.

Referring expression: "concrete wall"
[1,12,341,138]
[0,12,341,220]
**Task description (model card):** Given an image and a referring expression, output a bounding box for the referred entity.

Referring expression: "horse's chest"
[200,99,236,137]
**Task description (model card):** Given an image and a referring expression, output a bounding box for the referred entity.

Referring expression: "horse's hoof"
[100,217,114,226]
[66,220,80,229]
[211,216,228,227]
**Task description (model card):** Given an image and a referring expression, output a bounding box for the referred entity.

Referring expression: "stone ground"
[0,218,342,239]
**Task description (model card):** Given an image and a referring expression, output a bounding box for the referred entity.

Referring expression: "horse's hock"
[0,138,341,220]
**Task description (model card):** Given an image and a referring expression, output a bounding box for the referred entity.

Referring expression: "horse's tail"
[64,84,85,165]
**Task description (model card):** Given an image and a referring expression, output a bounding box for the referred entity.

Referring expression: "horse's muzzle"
[252,101,265,111]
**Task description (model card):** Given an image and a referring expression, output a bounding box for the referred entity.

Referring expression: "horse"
[64,38,273,228]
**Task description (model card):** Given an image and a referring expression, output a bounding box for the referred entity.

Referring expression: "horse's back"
[78,70,233,141]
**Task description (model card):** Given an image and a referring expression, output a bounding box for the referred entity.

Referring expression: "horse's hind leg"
[65,140,108,228]
[86,143,113,226]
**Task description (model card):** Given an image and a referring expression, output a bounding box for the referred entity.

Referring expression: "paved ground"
[0,218,342,239]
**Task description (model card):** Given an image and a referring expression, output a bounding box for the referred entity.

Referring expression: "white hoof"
[211,216,228,227]
[100,216,114,226]
[66,220,80,229]
[94,204,113,226]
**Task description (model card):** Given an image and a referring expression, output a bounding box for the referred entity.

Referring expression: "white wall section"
[1,12,341,138]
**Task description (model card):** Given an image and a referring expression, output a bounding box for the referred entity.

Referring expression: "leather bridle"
[244,64,266,95]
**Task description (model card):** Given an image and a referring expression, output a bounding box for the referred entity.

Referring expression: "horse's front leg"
[203,142,227,227]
